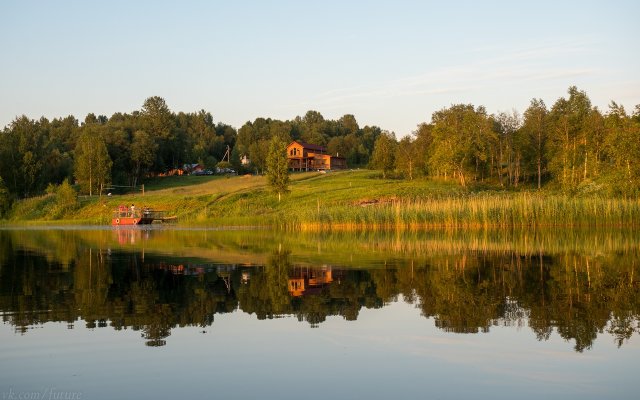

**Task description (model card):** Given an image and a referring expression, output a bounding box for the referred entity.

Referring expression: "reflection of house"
[287,141,347,171]
[288,266,334,297]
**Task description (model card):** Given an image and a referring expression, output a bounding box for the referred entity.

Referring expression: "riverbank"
[3,170,640,229]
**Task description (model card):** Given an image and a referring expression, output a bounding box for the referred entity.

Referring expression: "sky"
[1,0,638,137]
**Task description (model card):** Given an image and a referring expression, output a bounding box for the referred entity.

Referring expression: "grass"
[4,170,640,229]
[139,175,219,191]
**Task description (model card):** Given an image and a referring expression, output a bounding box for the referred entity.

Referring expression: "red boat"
[112,205,175,225]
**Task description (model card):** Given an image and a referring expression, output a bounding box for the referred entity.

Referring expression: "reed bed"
[289,193,640,230]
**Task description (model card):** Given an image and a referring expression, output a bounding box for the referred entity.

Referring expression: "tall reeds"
[291,193,640,231]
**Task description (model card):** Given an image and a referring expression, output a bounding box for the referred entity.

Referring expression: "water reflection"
[0,228,638,351]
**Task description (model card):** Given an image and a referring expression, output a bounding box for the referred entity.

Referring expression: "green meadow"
[4,170,640,229]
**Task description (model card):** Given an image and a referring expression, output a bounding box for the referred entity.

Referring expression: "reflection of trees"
[236,245,292,320]
[327,270,381,321]
[0,250,238,346]
[266,245,292,315]
[407,252,640,352]
[1,242,639,351]
[412,255,503,334]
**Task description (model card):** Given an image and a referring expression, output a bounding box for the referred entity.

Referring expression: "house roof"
[183,163,203,170]
[288,140,327,152]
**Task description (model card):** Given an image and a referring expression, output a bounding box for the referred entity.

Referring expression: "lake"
[1,227,638,399]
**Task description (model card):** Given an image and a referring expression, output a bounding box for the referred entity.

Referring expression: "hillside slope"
[5,170,640,229]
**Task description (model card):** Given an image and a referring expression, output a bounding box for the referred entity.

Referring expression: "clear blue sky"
[1,0,638,136]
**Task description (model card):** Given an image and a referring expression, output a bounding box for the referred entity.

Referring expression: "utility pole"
[223,145,231,163]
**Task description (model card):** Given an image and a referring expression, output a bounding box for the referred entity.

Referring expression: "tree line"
[0,86,638,212]
[0,96,238,199]
[372,86,640,194]
[0,97,384,205]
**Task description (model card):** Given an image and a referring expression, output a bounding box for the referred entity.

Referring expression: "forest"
[0,86,639,214]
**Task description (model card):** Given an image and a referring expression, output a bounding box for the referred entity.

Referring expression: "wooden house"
[286,140,347,171]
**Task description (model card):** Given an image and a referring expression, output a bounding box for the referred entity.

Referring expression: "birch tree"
[266,136,290,202]
[74,131,112,196]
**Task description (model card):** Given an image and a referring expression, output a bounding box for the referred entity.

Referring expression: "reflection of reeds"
[289,228,640,261]
[290,194,640,230]
[5,226,639,269]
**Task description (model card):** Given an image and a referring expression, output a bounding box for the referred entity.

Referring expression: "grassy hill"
[4,170,640,229]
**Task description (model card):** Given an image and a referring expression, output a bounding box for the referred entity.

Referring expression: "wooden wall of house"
[287,142,305,158]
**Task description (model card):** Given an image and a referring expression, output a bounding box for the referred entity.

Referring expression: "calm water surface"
[1,227,638,399]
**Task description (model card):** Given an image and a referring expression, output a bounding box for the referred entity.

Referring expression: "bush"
[53,180,78,218]
[56,180,78,208]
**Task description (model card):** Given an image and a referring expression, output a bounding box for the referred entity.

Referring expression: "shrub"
[53,180,78,218]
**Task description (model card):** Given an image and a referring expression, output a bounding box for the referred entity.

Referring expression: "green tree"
[395,136,419,180]
[360,125,382,157]
[547,86,593,190]
[141,96,177,170]
[494,110,522,186]
[230,145,242,173]
[428,105,472,184]
[3,116,47,197]
[604,102,640,194]
[338,114,359,136]
[412,123,433,176]
[371,131,396,178]
[101,113,136,186]
[74,131,112,196]
[0,176,11,217]
[266,136,290,202]
[235,121,256,158]
[130,130,158,187]
[237,118,274,174]
[249,140,269,174]
[585,107,607,181]
[300,110,327,145]
[269,120,293,143]
[21,150,41,197]
[177,110,215,165]
[428,104,496,186]
[327,136,347,158]
[521,99,548,189]
[53,180,78,218]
